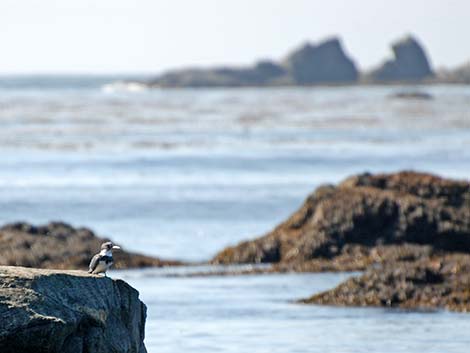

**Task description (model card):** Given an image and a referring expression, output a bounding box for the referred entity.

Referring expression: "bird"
[88,241,121,276]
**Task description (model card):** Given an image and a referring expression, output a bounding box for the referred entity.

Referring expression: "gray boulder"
[368,35,433,82]
[283,38,358,84]
[0,266,147,353]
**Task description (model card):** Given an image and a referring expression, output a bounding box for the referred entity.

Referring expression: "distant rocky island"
[145,34,470,87]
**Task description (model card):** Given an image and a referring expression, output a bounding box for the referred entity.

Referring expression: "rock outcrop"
[212,171,470,271]
[0,266,147,353]
[149,37,358,87]
[212,170,470,311]
[0,222,181,270]
[303,253,470,312]
[283,38,358,84]
[153,60,288,87]
[367,35,434,82]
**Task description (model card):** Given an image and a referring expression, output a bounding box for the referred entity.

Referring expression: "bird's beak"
[112,245,121,250]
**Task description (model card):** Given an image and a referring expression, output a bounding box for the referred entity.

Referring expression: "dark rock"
[0,222,182,270]
[212,171,470,269]
[283,38,358,84]
[302,254,470,312]
[149,37,358,87]
[151,60,288,87]
[367,35,433,82]
[0,266,147,353]
[389,91,433,100]
[212,170,470,311]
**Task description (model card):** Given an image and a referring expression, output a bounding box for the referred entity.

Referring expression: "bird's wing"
[88,254,101,273]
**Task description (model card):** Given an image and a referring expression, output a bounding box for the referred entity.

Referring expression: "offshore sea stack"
[0,222,181,270]
[143,33,470,87]
[367,35,434,82]
[150,37,358,87]
[0,266,147,353]
[283,38,358,84]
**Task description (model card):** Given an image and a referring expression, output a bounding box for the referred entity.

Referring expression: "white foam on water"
[101,80,148,93]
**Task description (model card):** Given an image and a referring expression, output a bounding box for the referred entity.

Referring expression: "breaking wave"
[101,80,148,93]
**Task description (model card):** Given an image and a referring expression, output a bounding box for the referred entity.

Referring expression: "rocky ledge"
[0,222,181,270]
[303,253,470,312]
[212,171,470,311]
[0,266,147,353]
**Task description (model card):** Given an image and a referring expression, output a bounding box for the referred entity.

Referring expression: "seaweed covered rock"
[302,254,470,312]
[0,222,181,270]
[212,171,470,271]
[0,266,147,353]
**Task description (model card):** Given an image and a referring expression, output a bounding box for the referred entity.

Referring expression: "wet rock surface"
[0,222,181,270]
[213,171,470,267]
[0,266,147,353]
[212,171,470,311]
[303,254,470,312]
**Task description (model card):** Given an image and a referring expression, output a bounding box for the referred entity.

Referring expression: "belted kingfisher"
[88,242,121,275]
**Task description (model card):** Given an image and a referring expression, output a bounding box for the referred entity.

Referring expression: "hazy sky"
[1,0,468,74]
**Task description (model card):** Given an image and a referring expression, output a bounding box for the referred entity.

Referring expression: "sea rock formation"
[212,171,470,311]
[212,171,470,271]
[0,222,181,270]
[0,266,147,353]
[152,60,288,87]
[149,37,358,87]
[283,38,358,84]
[303,253,470,312]
[367,35,434,82]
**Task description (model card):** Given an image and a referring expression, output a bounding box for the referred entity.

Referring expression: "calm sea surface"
[1,76,469,352]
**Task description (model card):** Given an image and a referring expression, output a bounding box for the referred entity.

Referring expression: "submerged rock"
[212,171,470,270]
[0,266,147,353]
[367,35,434,82]
[0,222,181,270]
[389,91,433,100]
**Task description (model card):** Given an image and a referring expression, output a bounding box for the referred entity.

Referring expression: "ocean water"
[0,76,470,352]
[115,267,470,353]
